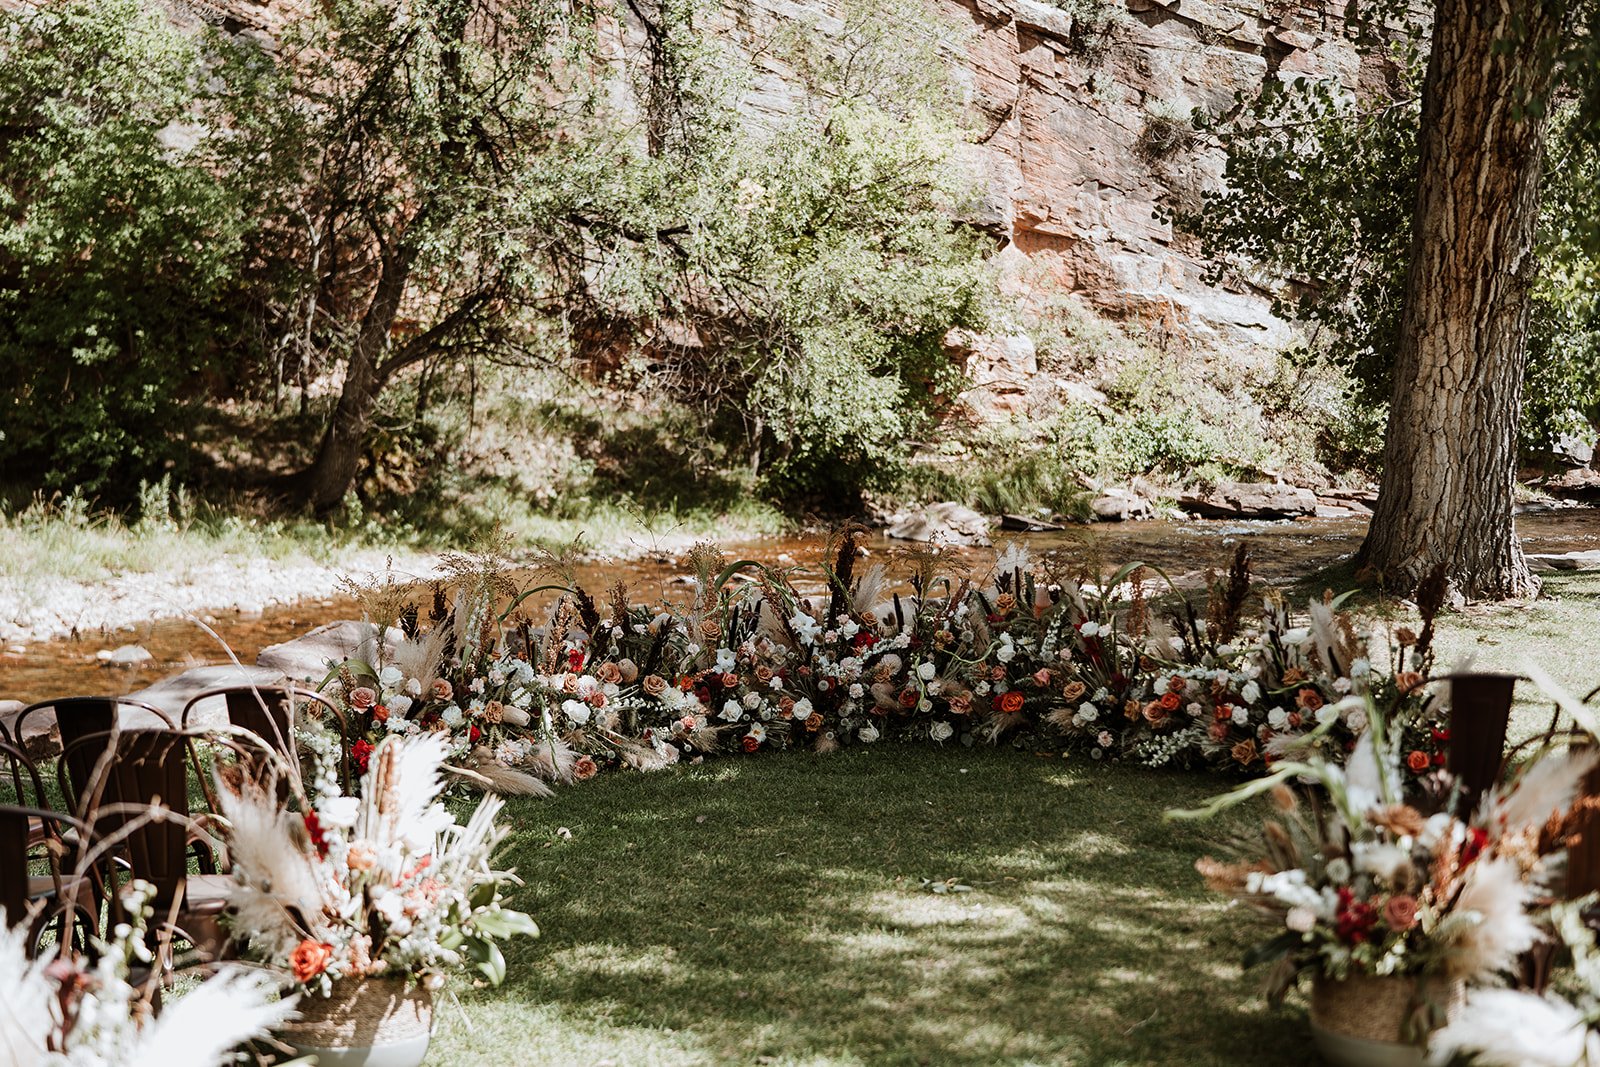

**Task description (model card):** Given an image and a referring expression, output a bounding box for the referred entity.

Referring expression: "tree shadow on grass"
[432,747,1306,1066]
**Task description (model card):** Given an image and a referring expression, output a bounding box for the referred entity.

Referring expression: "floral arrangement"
[0,882,295,1066]
[217,731,538,996]
[307,535,1454,793]
[1178,693,1595,1013]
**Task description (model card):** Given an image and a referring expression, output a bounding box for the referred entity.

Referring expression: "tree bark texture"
[1357,0,1563,600]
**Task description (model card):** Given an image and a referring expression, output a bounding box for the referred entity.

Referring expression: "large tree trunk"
[1356,0,1563,601]
[304,252,414,515]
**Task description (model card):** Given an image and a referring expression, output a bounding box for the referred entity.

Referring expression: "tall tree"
[1354,0,1568,599]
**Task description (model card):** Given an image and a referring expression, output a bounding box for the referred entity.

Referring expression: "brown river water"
[6,508,1600,704]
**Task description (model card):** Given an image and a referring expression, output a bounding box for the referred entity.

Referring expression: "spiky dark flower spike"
[1209,542,1252,644]
[826,523,866,624]
[1414,561,1450,664]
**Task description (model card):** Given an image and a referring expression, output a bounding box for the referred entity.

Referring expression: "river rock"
[1527,551,1600,573]
[999,513,1065,532]
[885,503,991,547]
[97,644,154,668]
[131,664,295,727]
[1090,489,1152,522]
[256,620,403,682]
[1178,482,1318,520]
[1542,467,1600,500]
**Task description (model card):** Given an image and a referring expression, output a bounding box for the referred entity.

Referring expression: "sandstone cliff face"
[717,0,1401,357]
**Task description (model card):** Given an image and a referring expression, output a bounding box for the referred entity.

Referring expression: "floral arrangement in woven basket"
[1176,692,1595,1014]
[217,731,537,997]
[0,881,295,1066]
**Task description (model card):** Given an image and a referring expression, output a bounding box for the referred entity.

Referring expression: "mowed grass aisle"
[430,747,1298,1066]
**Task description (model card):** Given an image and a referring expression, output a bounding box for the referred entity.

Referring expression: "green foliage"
[1185,29,1600,456]
[0,0,263,498]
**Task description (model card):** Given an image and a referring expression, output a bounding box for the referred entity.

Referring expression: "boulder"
[256,620,403,682]
[999,513,1065,532]
[1178,482,1318,520]
[96,644,153,668]
[1089,488,1152,522]
[885,503,992,547]
[130,664,295,727]
[1542,467,1600,500]
[1527,551,1600,573]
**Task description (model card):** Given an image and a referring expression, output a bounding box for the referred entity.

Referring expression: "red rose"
[303,811,328,857]
[290,939,334,983]
[997,690,1025,714]
[741,735,761,753]
[372,704,390,723]
[568,649,585,671]
[1159,692,1181,712]
[1406,750,1430,773]
[898,688,920,709]
[351,739,375,774]
[469,725,481,742]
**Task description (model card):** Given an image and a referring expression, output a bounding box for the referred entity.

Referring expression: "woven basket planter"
[277,976,433,1067]
[1309,973,1464,1067]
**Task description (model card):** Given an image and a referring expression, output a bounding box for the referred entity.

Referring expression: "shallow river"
[7,508,1600,704]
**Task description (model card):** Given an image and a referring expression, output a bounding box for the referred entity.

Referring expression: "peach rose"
[721,672,739,689]
[1032,669,1052,687]
[946,692,973,715]
[1384,894,1419,931]
[805,712,824,732]
[347,842,377,872]
[596,662,623,685]
[562,673,581,694]
[778,696,797,718]
[482,700,504,724]
[642,674,667,697]
[994,593,1016,614]
[572,756,599,781]
[699,617,722,640]
[1231,739,1258,766]
[1396,672,1424,695]
[1296,688,1324,712]
[754,665,775,683]
[1124,699,1142,721]
[1143,702,1170,728]
[430,679,453,702]
[349,686,376,711]
[290,939,334,983]
[1061,681,1087,702]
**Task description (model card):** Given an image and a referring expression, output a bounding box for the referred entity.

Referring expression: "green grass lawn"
[430,746,1294,1067]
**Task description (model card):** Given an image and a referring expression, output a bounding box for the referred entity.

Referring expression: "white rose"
[917,662,936,681]
[1080,621,1100,638]
[742,692,761,710]
[319,796,359,828]
[1346,708,1368,733]
[1079,702,1099,722]
[858,724,880,743]
[1267,707,1289,730]
[378,665,403,688]
[405,677,423,698]
[720,699,744,722]
[995,642,1015,664]
[1230,706,1249,727]
[562,699,591,726]
[1241,680,1261,704]
[929,721,954,742]
[792,698,814,719]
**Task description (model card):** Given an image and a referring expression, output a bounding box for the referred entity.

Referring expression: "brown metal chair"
[56,729,232,963]
[181,684,352,797]
[14,696,176,756]
[0,804,97,956]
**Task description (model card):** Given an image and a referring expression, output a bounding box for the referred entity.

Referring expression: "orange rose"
[1406,750,1430,773]
[805,712,824,732]
[721,672,740,689]
[994,593,1016,614]
[1062,681,1087,702]
[1214,704,1232,722]
[1143,702,1170,728]
[1296,688,1324,712]
[1159,691,1181,712]
[572,755,599,781]
[372,703,390,723]
[998,691,1025,714]
[290,939,333,983]
[777,696,797,717]
[1231,739,1258,766]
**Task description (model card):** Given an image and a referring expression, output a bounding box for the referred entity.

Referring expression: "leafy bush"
[0,0,264,499]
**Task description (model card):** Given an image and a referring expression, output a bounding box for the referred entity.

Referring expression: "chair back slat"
[0,806,31,927]
[58,730,191,914]
[15,697,176,756]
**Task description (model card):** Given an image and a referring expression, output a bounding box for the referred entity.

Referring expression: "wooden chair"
[14,696,176,756]
[0,804,98,956]
[181,684,352,797]
[56,729,233,964]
